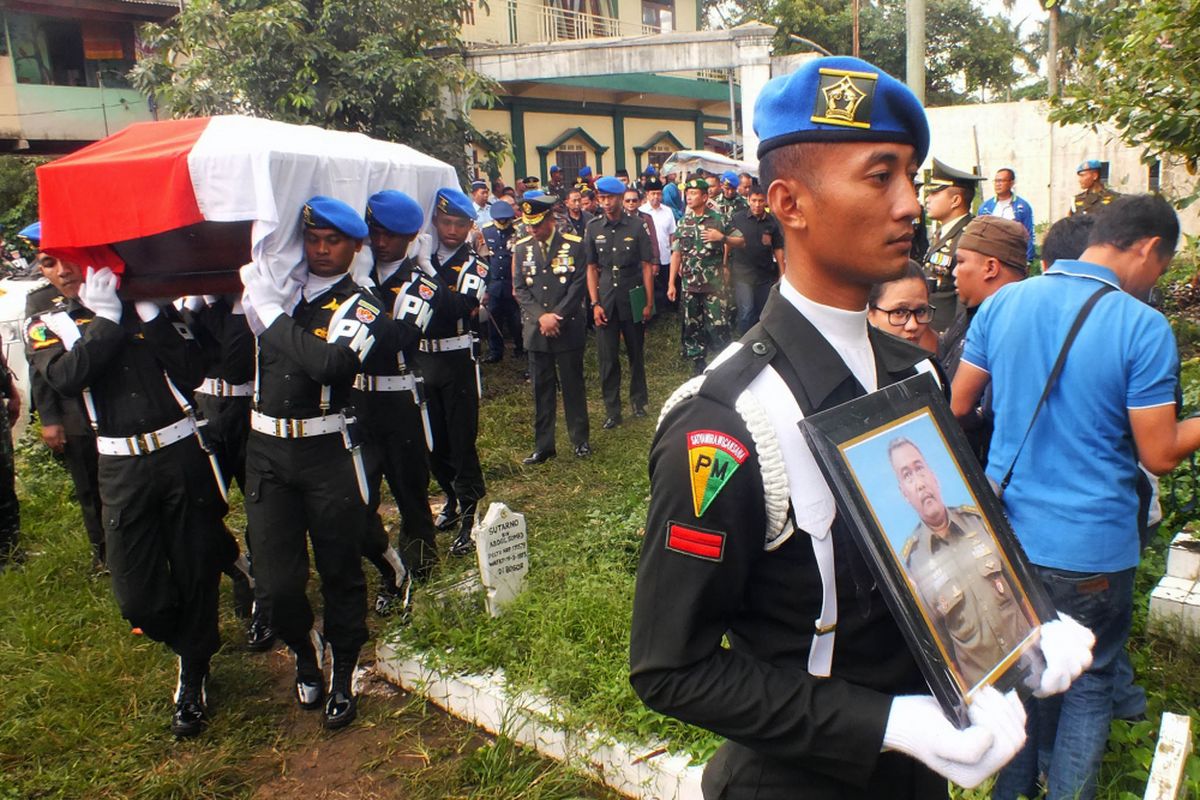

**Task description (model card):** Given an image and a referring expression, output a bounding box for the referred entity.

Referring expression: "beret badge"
[812,68,877,130]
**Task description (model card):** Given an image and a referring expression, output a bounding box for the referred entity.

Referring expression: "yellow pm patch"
[686,430,749,517]
[811,68,877,130]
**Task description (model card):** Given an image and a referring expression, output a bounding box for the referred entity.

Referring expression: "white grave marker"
[474,502,528,617]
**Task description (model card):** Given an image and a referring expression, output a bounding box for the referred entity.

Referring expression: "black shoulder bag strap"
[998,283,1117,495]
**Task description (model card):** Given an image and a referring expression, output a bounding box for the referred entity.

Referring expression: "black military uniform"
[27,285,227,737]
[923,160,983,332]
[415,189,489,556]
[25,282,102,567]
[184,295,270,645]
[513,195,590,460]
[480,205,523,363]
[630,290,946,798]
[584,194,654,427]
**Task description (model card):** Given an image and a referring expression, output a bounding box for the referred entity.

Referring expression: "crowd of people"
[0,52,1192,800]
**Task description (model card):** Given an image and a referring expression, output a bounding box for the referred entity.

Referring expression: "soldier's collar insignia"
[812,68,876,130]
[686,429,749,517]
[322,298,341,310]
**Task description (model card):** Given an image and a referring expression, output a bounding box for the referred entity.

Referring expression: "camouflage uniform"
[674,208,733,364]
[713,192,749,225]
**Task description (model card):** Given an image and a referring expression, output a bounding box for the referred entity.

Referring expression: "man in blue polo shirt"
[951,194,1200,800]
[977,168,1035,264]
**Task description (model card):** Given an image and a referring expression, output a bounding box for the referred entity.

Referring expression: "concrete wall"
[11,83,152,142]
[924,100,1200,233]
[523,110,614,176]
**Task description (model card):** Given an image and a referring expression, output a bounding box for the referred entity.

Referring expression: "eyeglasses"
[871,304,935,326]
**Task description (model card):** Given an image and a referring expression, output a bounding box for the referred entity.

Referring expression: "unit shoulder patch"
[686,429,749,517]
[25,318,60,350]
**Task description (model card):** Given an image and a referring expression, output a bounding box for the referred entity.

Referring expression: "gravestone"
[473,502,529,617]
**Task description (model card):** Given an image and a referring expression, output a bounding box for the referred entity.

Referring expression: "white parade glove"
[1035,613,1095,697]
[41,311,80,347]
[240,262,286,329]
[201,294,218,306]
[179,295,206,313]
[78,267,122,324]
[230,295,245,315]
[883,687,1027,789]
[408,233,435,274]
[135,301,162,322]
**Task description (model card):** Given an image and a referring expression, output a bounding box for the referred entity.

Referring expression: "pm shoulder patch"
[25,319,59,349]
[666,521,726,562]
[686,429,749,517]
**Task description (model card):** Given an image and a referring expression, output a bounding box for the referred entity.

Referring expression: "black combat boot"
[323,650,359,730]
[171,656,209,738]
[245,601,276,652]
[294,629,325,710]
[433,496,459,531]
[373,547,413,621]
[449,504,476,557]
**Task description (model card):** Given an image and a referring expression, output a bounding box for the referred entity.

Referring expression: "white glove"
[78,267,122,324]
[407,233,434,274]
[178,295,206,313]
[883,687,1027,789]
[1035,613,1095,697]
[230,295,245,315]
[240,262,287,329]
[135,301,161,322]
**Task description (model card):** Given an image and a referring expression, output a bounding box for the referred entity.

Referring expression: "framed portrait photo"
[800,373,1054,727]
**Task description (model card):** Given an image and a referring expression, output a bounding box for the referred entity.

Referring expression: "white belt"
[96,417,196,457]
[418,334,473,353]
[197,377,254,398]
[354,374,417,392]
[250,410,343,439]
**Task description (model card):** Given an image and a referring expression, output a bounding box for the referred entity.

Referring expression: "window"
[7,12,136,89]
[556,146,586,186]
[648,146,674,170]
[642,0,673,32]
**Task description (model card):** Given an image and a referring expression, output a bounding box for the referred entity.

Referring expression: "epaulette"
[514,236,532,245]
[561,232,582,243]
[481,221,496,230]
[901,534,918,561]
[955,504,981,517]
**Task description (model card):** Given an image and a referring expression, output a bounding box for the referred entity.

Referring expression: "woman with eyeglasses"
[867,260,937,352]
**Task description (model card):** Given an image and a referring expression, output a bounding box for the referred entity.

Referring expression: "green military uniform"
[1071,185,1119,216]
[674,207,733,366]
[902,505,1035,689]
[713,191,749,225]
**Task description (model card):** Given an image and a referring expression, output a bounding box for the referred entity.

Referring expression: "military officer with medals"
[357,189,441,608]
[241,196,398,729]
[891,437,1035,688]
[922,159,983,332]
[630,56,1091,799]
[22,223,102,572]
[585,176,655,429]
[27,253,227,738]
[480,201,524,363]
[513,193,591,463]
[1071,159,1120,216]
[417,188,489,558]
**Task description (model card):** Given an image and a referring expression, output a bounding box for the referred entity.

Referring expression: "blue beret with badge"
[721,170,738,186]
[17,221,41,248]
[520,193,557,226]
[365,190,424,235]
[434,187,477,221]
[644,165,657,176]
[302,195,369,239]
[595,176,626,196]
[490,201,516,221]
[579,165,593,179]
[753,55,929,162]
[550,164,561,174]
[1076,159,1103,174]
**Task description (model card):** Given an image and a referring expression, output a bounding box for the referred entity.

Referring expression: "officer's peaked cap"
[926,158,984,193]
[365,190,423,236]
[754,56,929,163]
[434,187,477,221]
[521,193,557,226]
[469,179,488,191]
[595,176,627,196]
[302,196,369,239]
[489,201,516,221]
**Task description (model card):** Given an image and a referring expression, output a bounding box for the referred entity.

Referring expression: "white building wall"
[925,100,1200,234]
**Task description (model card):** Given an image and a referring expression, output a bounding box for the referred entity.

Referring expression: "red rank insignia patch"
[666,521,725,562]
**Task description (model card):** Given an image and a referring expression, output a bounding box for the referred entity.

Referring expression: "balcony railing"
[464,0,660,45]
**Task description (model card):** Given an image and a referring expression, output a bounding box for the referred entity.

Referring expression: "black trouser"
[486,292,522,359]
[415,349,485,513]
[596,313,647,418]
[62,433,105,563]
[244,432,368,655]
[529,348,589,452]
[0,405,18,558]
[99,437,226,660]
[360,391,438,578]
[653,262,672,314]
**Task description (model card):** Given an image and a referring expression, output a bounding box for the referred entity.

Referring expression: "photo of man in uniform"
[887,435,1037,689]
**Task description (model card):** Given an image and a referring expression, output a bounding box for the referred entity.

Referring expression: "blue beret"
[301,196,368,239]
[595,176,626,195]
[17,221,40,247]
[549,164,561,173]
[645,165,657,175]
[489,201,516,221]
[434,187,477,221]
[578,166,593,178]
[721,170,738,186]
[754,56,928,163]
[1076,159,1103,173]
[365,190,423,235]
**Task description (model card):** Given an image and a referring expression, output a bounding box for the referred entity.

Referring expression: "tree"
[130,0,508,180]
[724,0,1022,106]
[1050,0,1200,201]
[0,157,44,234]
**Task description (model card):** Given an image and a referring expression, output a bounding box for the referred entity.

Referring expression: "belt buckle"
[291,418,304,438]
[124,436,142,456]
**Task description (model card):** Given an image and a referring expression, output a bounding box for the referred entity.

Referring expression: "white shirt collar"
[303,270,344,302]
[374,258,405,286]
[779,278,877,393]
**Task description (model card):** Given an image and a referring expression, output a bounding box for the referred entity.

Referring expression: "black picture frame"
[799,373,1054,727]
